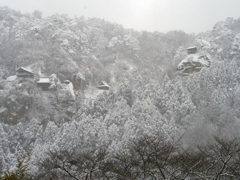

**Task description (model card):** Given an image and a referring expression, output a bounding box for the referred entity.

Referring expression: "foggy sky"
[1,0,240,33]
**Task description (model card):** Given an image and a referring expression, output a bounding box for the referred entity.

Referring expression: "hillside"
[1,6,240,179]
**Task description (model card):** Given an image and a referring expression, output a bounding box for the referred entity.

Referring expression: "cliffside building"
[36,77,51,91]
[97,81,110,90]
[187,46,197,54]
[16,67,34,78]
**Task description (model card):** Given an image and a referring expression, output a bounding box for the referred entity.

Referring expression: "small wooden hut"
[97,81,110,90]
[187,46,197,54]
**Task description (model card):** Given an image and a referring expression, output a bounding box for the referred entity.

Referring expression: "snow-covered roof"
[37,77,50,83]
[187,46,197,50]
[97,81,110,89]
[64,80,71,84]
[16,67,34,74]
[6,75,17,82]
[100,81,110,87]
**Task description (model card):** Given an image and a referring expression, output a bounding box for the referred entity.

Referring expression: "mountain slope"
[1,6,240,176]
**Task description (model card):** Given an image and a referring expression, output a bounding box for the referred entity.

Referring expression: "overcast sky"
[0,0,240,33]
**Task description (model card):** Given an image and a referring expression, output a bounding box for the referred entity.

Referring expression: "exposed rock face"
[57,81,75,103]
[48,74,61,90]
[177,53,211,75]
[0,75,37,124]
[0,71,77,125]
[72,72,86,91]
[0,92,33,124]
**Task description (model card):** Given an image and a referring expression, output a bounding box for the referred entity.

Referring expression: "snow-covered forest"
[1,6,240,179]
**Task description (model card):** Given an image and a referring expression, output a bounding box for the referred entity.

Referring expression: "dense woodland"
[1,6,240,179]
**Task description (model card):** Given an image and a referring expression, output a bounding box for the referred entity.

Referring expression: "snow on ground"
[178,53,210,68]
[107,58,136,84]
[84,59,136,102]
[84,86,104,100]
[6,75,17,82]
[0,106,7,113]
[119,59,136,71]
